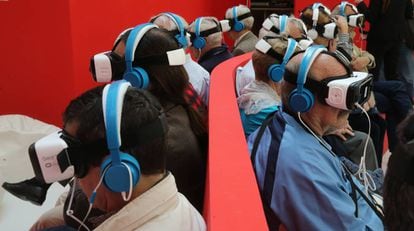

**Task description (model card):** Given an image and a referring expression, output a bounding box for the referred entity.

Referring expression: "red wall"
[294,0,339,17]
[0,0,74,126]
[0,0,243,126]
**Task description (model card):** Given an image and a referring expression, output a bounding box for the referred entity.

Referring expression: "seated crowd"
[1,1,414,230]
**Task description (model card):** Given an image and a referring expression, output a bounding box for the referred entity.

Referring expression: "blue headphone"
[279,15,288,33]
[100,80,141,193]
[164,12,188,48]
[123,23,157,89]
[289,45,327,112]
[193,17,206,49]
[232,6,245,32]
[268,38,298,82]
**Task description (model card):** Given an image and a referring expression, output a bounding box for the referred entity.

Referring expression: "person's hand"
[29,205,65,231]
[327,123,355,141]
[333,15,348,33]
[351,57,370,71]
[354,0,364,4]
[361,91,376,111]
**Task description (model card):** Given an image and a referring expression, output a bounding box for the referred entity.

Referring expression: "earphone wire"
[120,162,133,201]
[298,111,383,219]
[297,112,333,154]
[358,25,365,50]
[66,177,91,231]
[354,102,376,194]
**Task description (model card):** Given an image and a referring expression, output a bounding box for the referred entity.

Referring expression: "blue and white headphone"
[338,1,364,27]
[161,12,189,48]
[192,17,206,49]
[232,6,245,32]
[123,23,158,89]
[339,1,349,17]
[268,38,298,82]
[306,3,337,40]
[261,14,288,35]
[100,80,141,194]
[289,45,327,112]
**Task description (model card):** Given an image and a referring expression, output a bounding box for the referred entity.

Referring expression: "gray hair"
[289,17,308,35]
[225,4,254,30]
[150,13,189,31]
[188,16,223,47]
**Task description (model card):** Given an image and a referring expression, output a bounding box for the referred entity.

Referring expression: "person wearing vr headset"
[150,12,211,106]
[188,16,233,73]
[237,35,302,137]
[354,0,413,82]
[90,25,208,213]
[236,14,314,97]
[301,3,381,172]
[383,112,414,230]
[248,46,383,230]
[300,3,353,66]
[5,25,208,219]
[331,2,386,166]
[224,5,259,56]
[332,2,413,166]
[29,83,206,231]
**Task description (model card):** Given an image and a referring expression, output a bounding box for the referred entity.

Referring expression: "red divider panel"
[205,52,268,230]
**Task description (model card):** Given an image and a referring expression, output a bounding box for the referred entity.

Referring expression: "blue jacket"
[248,110,383,231]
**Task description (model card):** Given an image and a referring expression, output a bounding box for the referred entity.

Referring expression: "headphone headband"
[262,14,289,35]
[125,23,158,71]
[297,45,327,93]
[229,6,251,32]
[103,80,131,164]
[255,38,285,61]
[279,15,288,33]
[163,12,188,48]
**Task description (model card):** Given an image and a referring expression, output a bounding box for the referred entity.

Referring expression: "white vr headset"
[261,14,289,35]
[90,47,187,83]
[285,63,373,110]
[339,1,365,27]
[303,3,338,40]
[29,131,75,183]
[347,14,365,27]
[324,71,373,110]
[219,19,231,32]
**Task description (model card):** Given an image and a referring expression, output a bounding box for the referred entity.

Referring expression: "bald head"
[151,13,189,31]
[287,51,347,81]
[282,51,348,107]
[282,51,351,135]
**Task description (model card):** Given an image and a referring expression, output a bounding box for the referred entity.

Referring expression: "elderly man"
[225,4,259,56]
[150,12,210,105]
[236,14,313,97]
[248,46,383,230]
[300,3,353,65]
[188,16,233,73]
[29,82,206,231]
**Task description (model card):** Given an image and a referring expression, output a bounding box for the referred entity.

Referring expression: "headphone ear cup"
[289,88,315,112]
[123,67,149,89]
[100,152,141,192]
[175,34,188,48]
[193,37,206,49]
[233,21,244,32]
[308,29,318,40]
[268,64,284,83]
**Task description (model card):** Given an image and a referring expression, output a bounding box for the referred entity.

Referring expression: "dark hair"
[121,28,207,137]
[383,112,414,231]
[62,85,167,176]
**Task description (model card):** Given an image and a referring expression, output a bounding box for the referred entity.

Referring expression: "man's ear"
[328,39,337,52]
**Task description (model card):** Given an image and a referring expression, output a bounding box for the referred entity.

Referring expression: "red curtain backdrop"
[0,0,245,125]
